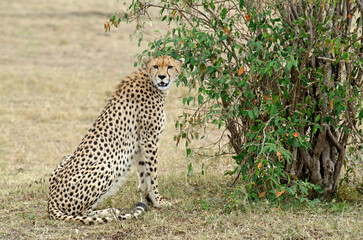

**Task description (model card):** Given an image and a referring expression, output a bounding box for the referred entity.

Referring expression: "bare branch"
[326,127,343,152]
[358,0,363,13]
[299,148,312,170]
[313,127,327,156]
[316,57,337,62]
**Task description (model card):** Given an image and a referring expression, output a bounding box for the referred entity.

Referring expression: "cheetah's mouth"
[157,81,170,89]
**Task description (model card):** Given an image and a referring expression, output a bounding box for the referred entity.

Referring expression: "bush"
[108,0,363,205]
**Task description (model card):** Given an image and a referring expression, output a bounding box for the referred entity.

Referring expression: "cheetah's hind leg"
[87,208,120,220]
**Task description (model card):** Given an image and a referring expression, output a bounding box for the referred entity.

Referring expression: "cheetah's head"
[143,56,185,91]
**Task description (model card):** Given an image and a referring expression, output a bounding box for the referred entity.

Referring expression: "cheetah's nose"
[158,75,166,80]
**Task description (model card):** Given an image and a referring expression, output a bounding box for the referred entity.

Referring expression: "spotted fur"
[48,56,184,224]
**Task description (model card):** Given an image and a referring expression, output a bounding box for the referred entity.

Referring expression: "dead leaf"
[276,189,285,197]
[225,27,230,36]
[238,67,245,75]
[245,13,251,21]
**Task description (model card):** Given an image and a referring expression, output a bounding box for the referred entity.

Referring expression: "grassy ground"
[0,0,362,239]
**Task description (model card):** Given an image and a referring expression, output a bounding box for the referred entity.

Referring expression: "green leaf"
[253,107,259,118]
[270,106,277,116]
[274,61,280,70]
[247,110,254,120]
[186,148,192,157]
[342,52,349,61]
[221,8,227,19]
[210,0,215,10]
[219,35,228,41]
[286,61,293,72]
[314,114,321,123]
[359,109,363,121]
[187,96,194,105]
[241,164,247,177]
[182,97,187,105]
[232,151,247,164]
[313,184,323,193]
[239,0,244,9]
[286,187,296,195]
[187,163,193,176]
[198,94,204,105]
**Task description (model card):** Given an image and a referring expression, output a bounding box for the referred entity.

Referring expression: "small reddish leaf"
[259,192,265,198]
[245,13,251,21]
[252,181,256,186]
[224,27,230,36]
[330,100,334,110]
[329,42,334,54]
[179,40,183,45]
[293,132,298,138]
[176,134,181,145]
[276,151,282,161]
[276,189,285,197]
[257,162,262,170]
[347,14,351,19]
[238,67,245,75]
[105,21,110,32]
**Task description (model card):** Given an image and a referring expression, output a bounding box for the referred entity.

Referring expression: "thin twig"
[316,57,337,62]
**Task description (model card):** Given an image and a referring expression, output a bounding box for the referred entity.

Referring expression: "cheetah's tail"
[48,202,147,225]
[118,202,147,220]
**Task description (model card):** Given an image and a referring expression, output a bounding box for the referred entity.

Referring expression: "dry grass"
[0,0,362,239]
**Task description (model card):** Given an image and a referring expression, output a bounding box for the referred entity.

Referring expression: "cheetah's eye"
[167,66,174,70]
[153,65,159,69]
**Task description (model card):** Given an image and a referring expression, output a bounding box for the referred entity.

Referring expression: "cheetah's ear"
[178,58,185,64]
[141,56,150,68]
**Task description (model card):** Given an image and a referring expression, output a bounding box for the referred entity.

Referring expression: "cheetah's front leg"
[135,151,150,204]
[138,140,169,208]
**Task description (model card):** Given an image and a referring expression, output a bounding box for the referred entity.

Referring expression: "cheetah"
[48,56,185,224]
